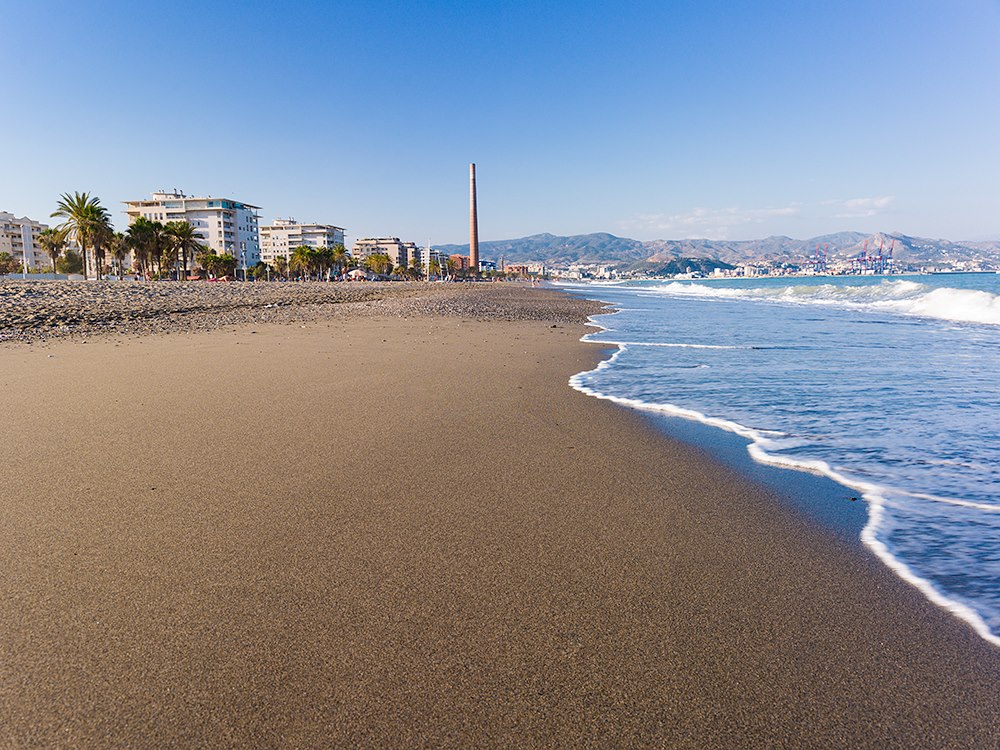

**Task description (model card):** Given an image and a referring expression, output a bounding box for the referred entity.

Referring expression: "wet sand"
[1,288,997,747]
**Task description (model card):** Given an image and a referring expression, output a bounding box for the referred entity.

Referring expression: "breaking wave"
[571,321,1000,648]
[641,280,1000,327]
[563,277,1000,649]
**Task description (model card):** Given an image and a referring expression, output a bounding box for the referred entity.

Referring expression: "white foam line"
[569,308,1000,648]
[860,496,1000,647]
[584,338,747,350]
[614,279,1000,328]
[906,491,1000,513]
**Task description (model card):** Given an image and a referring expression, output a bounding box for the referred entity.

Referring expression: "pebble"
[0,281,602,345]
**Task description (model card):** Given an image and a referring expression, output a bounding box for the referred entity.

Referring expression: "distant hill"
[434,230,1000,269]
[434,232,647,265]
[844,232,1000,265]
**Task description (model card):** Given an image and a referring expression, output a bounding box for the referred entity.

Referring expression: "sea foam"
[640,280,1000,327]
[570,305,1000,648]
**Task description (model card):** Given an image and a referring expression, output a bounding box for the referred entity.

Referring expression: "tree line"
[7,192,209,280]
[4,190,508,281]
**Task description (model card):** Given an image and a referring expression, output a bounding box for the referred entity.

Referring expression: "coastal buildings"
[0,212,49,270]
[353,237,417,268]
[260,219,345,266]
[410,245,446,275]
[449,254,470,271]
[503,262,546,277]
[123,190,262,268]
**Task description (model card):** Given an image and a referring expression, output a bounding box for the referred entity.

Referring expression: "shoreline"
[1,285,998,746]
[569,299,1000,647]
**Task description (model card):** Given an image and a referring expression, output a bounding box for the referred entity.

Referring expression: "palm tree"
[330,244,348,279]
[91,219,114,280]
[125,218,170,278]
[195,247,217,278]
[126,218,154,278]
[108,232,128,277]
[147,221,167,277]
[51,192,110,280]
[165,221,205,281]
[215,253,237,277]
[272,256,288,280]
[289,246,315,280]
[407,258,424,280]
[37,227,68,274]
[363,253,392,276]
[126,221,147,277]
[249,261,269,281]
[313,246,334,280]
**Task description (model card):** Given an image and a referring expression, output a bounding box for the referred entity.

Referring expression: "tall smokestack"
[469,163,479,273]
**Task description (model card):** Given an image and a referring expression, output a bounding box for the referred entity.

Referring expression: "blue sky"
[2,0,999,243]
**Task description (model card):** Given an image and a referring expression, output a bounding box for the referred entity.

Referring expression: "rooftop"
[123,190,261,210]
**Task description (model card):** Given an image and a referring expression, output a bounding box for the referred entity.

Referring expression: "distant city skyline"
[2,0,999,244]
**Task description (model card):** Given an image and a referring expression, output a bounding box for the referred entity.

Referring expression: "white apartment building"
[123,190,262,268]
[260,218,345,265]
[410,245,446,275]
[352,237,418,268]
[0,212,49,270]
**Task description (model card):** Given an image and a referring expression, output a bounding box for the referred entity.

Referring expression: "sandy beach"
[1,283,997,748]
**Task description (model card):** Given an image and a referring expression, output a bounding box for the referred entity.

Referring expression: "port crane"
[809,244,829,274]
[850,238,896,274]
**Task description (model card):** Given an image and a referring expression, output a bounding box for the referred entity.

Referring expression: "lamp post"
[21,223,30,279]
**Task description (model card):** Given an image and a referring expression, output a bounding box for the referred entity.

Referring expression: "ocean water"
[559,273,1000,646]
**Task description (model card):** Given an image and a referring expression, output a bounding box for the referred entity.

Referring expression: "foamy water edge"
[569,302,1000,648]
[636,279,1000,327]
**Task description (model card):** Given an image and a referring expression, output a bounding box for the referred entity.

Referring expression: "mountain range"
[435,231,1000,269]
[436,232,647,266]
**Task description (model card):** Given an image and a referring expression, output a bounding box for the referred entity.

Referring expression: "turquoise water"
[560,273,1000,646]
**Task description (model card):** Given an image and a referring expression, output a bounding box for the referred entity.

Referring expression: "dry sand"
[0,287,997,748]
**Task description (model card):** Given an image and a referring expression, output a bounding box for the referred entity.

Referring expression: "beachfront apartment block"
[0,212,49,270]
[352,237,418,268]
[410,245,447,275]
[448,254,471,271]
[260,219,345,265]
[123,191,262,268]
